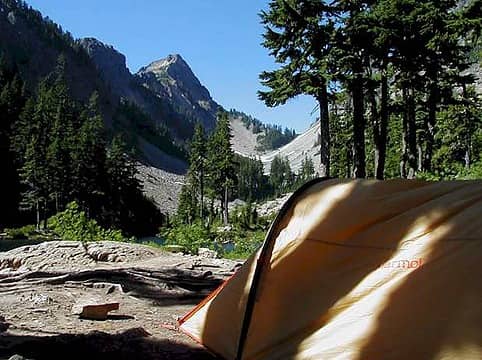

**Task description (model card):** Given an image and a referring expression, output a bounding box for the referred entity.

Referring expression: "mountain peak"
[138,53,188,74]
[136,54,219,130]
[167,53,184,62]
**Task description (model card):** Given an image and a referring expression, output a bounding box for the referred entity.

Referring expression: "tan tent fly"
[179,178,482,360]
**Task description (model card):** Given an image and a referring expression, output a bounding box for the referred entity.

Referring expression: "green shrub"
[457,161,482,180]
[223,230,265,259]
[4,224,37,239]
[416,171,445,181]
[160,221,216,255]
[48,201,131,242]
[142,241,162,249]
[417,161,482,181]
[159,207,272,259]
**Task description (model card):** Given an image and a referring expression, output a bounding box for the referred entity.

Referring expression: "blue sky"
[26,0,317,132]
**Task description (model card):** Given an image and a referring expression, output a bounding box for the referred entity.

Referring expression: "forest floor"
[0,241,241,360]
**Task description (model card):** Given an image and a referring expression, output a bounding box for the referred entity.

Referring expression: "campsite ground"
[0,241,240,359]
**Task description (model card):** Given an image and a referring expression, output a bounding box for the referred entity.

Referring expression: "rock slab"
[72,297,120,320]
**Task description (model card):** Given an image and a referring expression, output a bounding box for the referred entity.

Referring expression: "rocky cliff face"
[79,38,132,97]
[137,54,219,131]
[79,38,197,143]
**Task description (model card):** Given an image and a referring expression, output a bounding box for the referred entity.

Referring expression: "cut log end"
[73,301,120,321]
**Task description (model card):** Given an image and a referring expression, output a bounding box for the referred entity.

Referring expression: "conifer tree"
[18,79,53,228]
[433,84,482,175]
[105,135,140,228]
[298,155,316,184]
[206,110,237,225]
[71,92,106,215]
[237,155,267,201]
[177,183,198,225]
[189,123,207,219]
[46,75,76,212]
[0,67,25,227]
[259,0,336,176]
[333,1,374,178]
[269,155,293,196]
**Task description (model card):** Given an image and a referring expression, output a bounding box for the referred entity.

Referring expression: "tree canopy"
[259,0,482,180]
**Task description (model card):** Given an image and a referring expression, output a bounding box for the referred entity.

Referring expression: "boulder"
[198,247,217,259]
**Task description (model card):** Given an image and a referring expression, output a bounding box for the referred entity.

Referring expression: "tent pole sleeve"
[235,177,332,360]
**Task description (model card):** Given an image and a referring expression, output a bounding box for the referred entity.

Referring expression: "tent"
[179,178,482,360]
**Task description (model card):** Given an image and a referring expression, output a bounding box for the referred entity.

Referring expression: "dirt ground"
[0,241,242,360]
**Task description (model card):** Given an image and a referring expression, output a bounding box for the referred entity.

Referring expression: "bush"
[417,161,482,181]
[160,221,216,255]
[223,230,265,259]
[48,201,131,242]
[4,224,37,239]
[159,204,273,258]
[458,161,482,180]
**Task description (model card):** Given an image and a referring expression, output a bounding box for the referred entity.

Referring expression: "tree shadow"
[194,179,482,359]
[356,197,482,359]
[111,268,225,306]
[5,267,225,306]
[0,327,218,360]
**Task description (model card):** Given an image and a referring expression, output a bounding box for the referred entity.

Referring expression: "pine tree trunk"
[375,71,388,180]
[200,168,204,220]
[346,146,352,178]
[318,83,330,177]
[42,198,48,230]
[36,200,40,231]
[352,74,366,178]
[402,87,417,179]
[208,198,214,227]
[423,69,438,172]
[417,142,423,172]
[371,91,381,177]
[462,84,471,169]
[465,149,471,169]
[219,196,223,223]
[408,89,418,178]
[55,193,59,214]
[401,109,408,178]
[223,185,229,225]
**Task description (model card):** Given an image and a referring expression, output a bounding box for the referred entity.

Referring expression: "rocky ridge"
[79,38,132,97]
[0,3,112,113]
[78,38,195,143]
[136,54,219,131]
